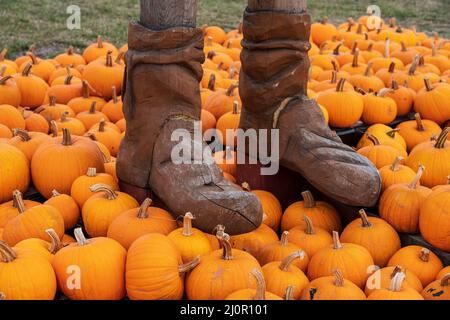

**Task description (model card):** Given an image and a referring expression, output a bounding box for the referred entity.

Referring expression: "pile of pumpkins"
[0,14,449,301]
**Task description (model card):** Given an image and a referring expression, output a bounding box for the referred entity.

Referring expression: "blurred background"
[0,0,449,57]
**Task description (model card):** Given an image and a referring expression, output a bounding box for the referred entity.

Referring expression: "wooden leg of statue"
[236,0,382,222]
[116,0,263,235]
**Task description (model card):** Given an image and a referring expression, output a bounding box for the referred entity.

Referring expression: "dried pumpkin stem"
[232,101,239,115]
[423,78,433,92]
[88,101,97,114]
[89,183,118,200]
[98,119,106,132]
[412,113,425,131]
[331,70,337,84]
[408,55,420,75]
[97,35,103,49]
[178,256,201,274]
[0,241,17,262]
[241,182,251,192]
[359,209,373,228]
[51,190,61,197]
[364,62,373,77]
[226,83,239,96]
[0,75,12,85]
[207,73,216,90]
[333,269,345,287]
[302,191,316,208]
[67,46,74,55]
[251,268,267,300]
[389,272,406,292]
[60,112,69,123]
[279,251,305,272]
[304,215,316,235]
[12,190,26,213]
[409,165,425,189]
[388,62,396,73]
[81,80,90,98]
[419,248,430,262]
[50,121,58,137]
[391,266,404,278]
[220,233,233,261]
[182,212,194,237]
[22,63,33,76]
[49,95,57,107]
[435,128,449,149]
[352,49,360,68]
[106,51,113,67]
[284,285,295,301]
[12,129,31,142]
[390,156,404,171]
[86,167,97,177]
[112,86,118,104]
[280,231,289,246]
[137,198,152,219]
[366,133,380,146]
[386,128,400,138]
[61,128,73,146]
[440,274,450,287]
[46,229,61,254]
[333,44,343,56]
[332,231,343,250]
[74,228,89,246]
[64,75,74,85]
[336,78,347,92]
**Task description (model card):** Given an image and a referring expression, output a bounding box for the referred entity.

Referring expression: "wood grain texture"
[248,0,307,12]
[140,0,198,29]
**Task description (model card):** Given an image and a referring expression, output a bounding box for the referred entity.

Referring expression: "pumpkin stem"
[284,285,295,301]
[330,70,337,84]
[358,209,373,228]
[178,256,201,274]
[207,50,216,60]
[81,80,90,99]
[182,212,194,237]
[97,35,103,49]
[226,83,239,97]
[61,128,73,146]
[67,46,74,55]
[22,63,33,76]
[435,128,449,149]
[366,133,381,146]
[89,183,118,200]
[279,251,305,272]
[86,167,97,177]
[356,23,363,35]
[364,62,373,77]
[74,228,89,246]
[51,189,61,197]
[321,16,329,24]
[98,119,106,132]
[106,51,113,67]
[423,78,433,92]
[332,231,343,250]
[377,88,394,97]
[302,191,316,208]
[351,49,360,67]
[64,75,74,85]
[207,73,216,91]
[49,95,57,107]
[350,42,358,55]
[12,190,26,214]
[384,38,391,58]
[112,86,118,104]
[50,121,59,137]
[400,42,407,52]
[367,43,374,52]
[388,62,396,73]
[12,129,31,142]
[251,268,267,300]
[60,112,69,123]
[386,128,400,138]
[280,231,289,246]
[218,232,233,261]
[333,269,345,287]
[391,265,404,278]
[333,44,343,56]
[415,113,425,131]
[241,182,251,192]
[419,248,430,262]
[390,156,404,172]
[336,78,347,92]
[389,271,406,292]
[409,165,425,189]
[88,101,97,114]
[46,229,61,254]
[28,52,38,65]
[0,75,12,86]
[0,241,17,262]
[304,215,316,235]
[440,274,450,287]
[137,198,152,219]
[115,52,125,64]
[232,101,239,115]
[408,55,420,75]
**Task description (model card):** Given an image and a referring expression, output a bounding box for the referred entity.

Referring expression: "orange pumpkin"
[0,145,30,204]
[87,119,121,157]
[82,36,119,64]
[204,84,240,119]
[0,124,11,139]
[67,80,107,114]
[422,273,450,300]
[55,112,86,136]
[379,156,417,192]
[229,223,279,257]
[311,17,338,46]
[365,266,423,296]
[18,53,56,83]
[357,124,407,152]
[15,228,62,263]
[101,86,124,123]
[23,112,49,134]
[397,113,442,151]
[361,89,398,125]
[216,101,240,147]
[37,96,75,121]
[414,80,450,125]
[44,190,80,230]
[0,75,21,107]
[46,75,83,104]
[367,272,424,300]
[357,134,407,169]
[55,46,86,67]
[384,80,414,116]
[348,63,385,93]
[0,191,39,228]
[8,129,51,162]
[0,104,26,130]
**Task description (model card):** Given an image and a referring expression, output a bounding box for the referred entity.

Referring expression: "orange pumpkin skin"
[204,233,221,250]
[31,129,105,199]
[0,76,21,107]
[365,266,423,296]
[3,203,64,246]
[414,82,450,125]
[0,104,26,130]
[82,36,119,63]
[384,81,414,116]
[308,232,375,289]
[55,46,86,67]
[0,144,30,203]
[216,102,240,147]
[70,167,118,207]
[38,97,75,121]
[262,251,310,300]
[101,87,124,123]
[15,229,61,263]
[379,166,431,234]
[53,228,126,300]
[8,130,51,162]
[168,213,212,263]
[406,129,450,188]
[186,232,262,300]
[281,191,341,233]
[126,233,193,300]
[397,114,442,151]
[44,190,80,230]
[421,274,450,300]
[0,242,57,300]
[437,267,450,280]
[361,92,398,126]
[24,113,49,134]
[48,67,82,85]
[229,224,279,258]
[311,18,338,46]
[387,246,443,287]
[419,186,450,252]
[379,156,417,193]
[301,270,366,300]
[258,232,309,272]
[0,194,39,228]
[82,184,138,237]
[55,113,86,136]
[87,121,122,157]
[46,77,83,105]
[203,84,240,119]
[357,137,406,170]
[13,64,49,109]
[288,216,333,258]
[341,210,401,267]
[367,272,424,300]
[357,124,407,153]
[0,124,12,138]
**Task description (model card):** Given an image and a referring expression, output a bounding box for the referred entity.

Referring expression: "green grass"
[0,0,448,58]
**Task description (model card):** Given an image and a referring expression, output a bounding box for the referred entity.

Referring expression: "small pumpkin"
[67,80,107,114]
[281,191,341,233]
[0,144,30,204]
[308,231,375,288]
[23,112,49,134]
[397,113,442,151]
[101,86,124,123]
[82,36,119,64]
[357,124,407,152]
[387,246,443,287]
[226,268,283,300]
[357,134,407,169]
[53,228,126,300]
[168,212,213,263]
[204,84,240,119]
[348,62,385,92]
[0,75,21,107]
[216,101,240,147]
[18,53,56,83]
[367,272,424,300]
[414,80,450,125]
[341,209,401,267]
[8,129,50,162]
[0,104,26,130]
[46,74,83,104]
[55,46,86,67]
[229,223,279,257]
[301,269,366,300]
[0,240,57,300]
[361,89,398,125]
[378,156,417,192]
[380,165,432,233]
[86,119,121,157]
[422,273,450,300]
[384,80,414,116]
[365,265,423,296]
[44,190,80,230]
[311,17,338,46]
[0,191,39,228]
[15,228,61,263]
[55,112,86,136]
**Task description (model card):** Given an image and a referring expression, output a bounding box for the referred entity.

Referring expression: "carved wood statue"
[117,0,381,235]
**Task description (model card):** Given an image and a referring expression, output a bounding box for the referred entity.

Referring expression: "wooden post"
[248,0,307,12]
[140,0,198,29]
